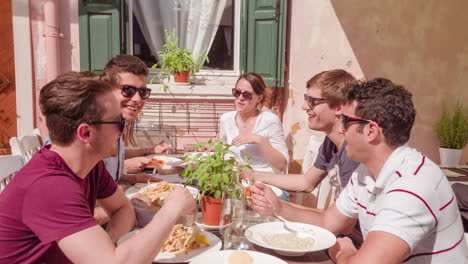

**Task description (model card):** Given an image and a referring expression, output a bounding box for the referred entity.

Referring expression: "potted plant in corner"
[156,29,209,91]
[181,139,249,226]
[433,102,468,167]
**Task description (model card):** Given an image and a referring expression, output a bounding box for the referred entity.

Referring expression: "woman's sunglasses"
[90,117,126,133]
[232,88,253,100]
[121,85,152,99]
[304,94,326,108]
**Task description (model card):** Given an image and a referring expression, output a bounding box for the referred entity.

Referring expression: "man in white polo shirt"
[250,78,467,263]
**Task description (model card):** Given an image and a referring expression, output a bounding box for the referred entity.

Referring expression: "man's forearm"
[254,171,311,192]
[106,203,136,243]
[124,148,146,159]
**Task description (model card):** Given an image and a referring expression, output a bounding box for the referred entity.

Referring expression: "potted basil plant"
[181,139,250,226]
[155,29,209,91]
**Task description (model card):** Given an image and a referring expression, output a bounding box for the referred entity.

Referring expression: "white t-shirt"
[336,145,468,263]
[219,111,289,173]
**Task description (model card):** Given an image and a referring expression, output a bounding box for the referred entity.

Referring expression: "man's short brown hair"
[103,54,149,76]
[306,69,356,108]
[39,71,117,145]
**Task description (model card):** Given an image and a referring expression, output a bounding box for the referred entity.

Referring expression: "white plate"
[245,222,336,256]
[125,183,198,200]
[189,250,287,264]
[117,228,222,263]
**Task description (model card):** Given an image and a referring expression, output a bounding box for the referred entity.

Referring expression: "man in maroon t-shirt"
[0,72,196,263]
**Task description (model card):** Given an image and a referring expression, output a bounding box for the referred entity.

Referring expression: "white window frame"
[128,0,241,79]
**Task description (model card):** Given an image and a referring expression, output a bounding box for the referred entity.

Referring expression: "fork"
[265,197,315,238]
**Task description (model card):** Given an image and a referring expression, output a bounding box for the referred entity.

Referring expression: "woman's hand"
[232,133,266,146]
[153,141,171,154]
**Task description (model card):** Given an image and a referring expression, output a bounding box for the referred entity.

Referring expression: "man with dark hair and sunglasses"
[102,54,170,185]
[250,78,467,263]
[243,69,359,200]
[0,72,196,263]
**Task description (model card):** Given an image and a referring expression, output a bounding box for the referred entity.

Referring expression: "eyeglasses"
[90,117,126,133]
[121,85,152,99]
[340,114,376,131]
[232,88,254,100]
[304,94,326,108]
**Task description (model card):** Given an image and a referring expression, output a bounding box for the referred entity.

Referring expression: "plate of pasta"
[117,225,222,263]
[126,181,199,209]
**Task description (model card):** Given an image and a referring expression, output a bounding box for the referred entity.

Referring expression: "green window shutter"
[241,0,286,87]
[79,0,121,72]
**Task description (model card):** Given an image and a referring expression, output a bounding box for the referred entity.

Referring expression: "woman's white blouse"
[219,111,289,173]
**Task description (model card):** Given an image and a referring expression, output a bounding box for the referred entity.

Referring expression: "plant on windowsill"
[151,29,209,91]
[433,102,467,167]
[181,139,251,226]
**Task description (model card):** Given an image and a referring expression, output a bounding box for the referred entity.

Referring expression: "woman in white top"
[219,73,289,174]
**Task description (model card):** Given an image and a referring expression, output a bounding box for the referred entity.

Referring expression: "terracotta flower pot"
[173,70,190,83]
[201,195,222,226]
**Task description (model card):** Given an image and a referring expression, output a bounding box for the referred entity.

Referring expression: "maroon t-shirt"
[0,146,117,263]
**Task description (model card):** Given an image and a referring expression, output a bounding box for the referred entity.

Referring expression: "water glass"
[219,197,251,250]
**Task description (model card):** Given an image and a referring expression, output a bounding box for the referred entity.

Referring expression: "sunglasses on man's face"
[121,85,152,99]
[340,114,374,131]
[304,94,326,108]
[232,88,254,100]
[90,117,126,133]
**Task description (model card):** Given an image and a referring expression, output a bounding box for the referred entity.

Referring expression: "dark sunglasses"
[340,114,375,131]
[232,88,254,100]
[304,94,326,108]
[121,85,152,99]
[90,117,126,133]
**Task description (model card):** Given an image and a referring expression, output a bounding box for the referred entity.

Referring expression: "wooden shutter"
[241,0,286,87]
[79,0,121,72]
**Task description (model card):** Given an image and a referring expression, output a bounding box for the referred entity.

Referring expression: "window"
[129,0,239,74]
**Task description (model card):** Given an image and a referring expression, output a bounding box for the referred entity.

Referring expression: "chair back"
[0,155,23,193]
[9,134,43,164]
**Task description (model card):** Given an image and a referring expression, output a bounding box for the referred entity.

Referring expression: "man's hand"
[121,173,161,185]
[153,141,171,154]
[328,236,358,263]
[163,186,196,217]
[124,157,151,172]
[94,207,110,225]
[250,183,279,217]
[232,133,266,146]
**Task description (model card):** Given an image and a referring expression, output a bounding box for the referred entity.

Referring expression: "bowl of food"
[126,181,199,227]
[244,222,336,256]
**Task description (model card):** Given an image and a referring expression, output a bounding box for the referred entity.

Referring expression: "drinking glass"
[219,195,251,250]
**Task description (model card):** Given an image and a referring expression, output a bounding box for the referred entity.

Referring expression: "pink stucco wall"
[284,0,468,166]
[30,0,80,135]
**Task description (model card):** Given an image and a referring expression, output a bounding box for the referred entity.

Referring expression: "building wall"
[30,0,79,136]
[284,0,468,168]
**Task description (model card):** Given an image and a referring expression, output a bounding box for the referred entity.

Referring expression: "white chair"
[0,155,23,193]
[9,134,43,165]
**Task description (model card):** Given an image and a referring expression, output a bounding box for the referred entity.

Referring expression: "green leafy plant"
[153,29,209,91]
[434,102,468,149]
[181,139,251,199]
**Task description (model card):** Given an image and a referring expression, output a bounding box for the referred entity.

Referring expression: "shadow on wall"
[329,0,468,164]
